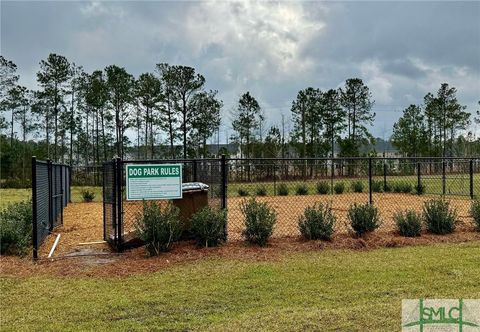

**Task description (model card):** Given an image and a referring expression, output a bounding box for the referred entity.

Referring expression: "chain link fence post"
[470,159,474,199]
[369,157,373,205]
[417,161,421,195]
[442,158,446,196]
[221,154,228,239]
[116,157,123,252]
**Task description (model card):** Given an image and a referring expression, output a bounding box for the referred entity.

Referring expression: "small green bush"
[316,181,330,195]
[82,190,95,202]
[347,203,381,236]
[237,188,249,197]
[401,183,413,193]
[471,200,480,231]
[351,181,364,193]
[371,180,383,193]
[134,201,182,256]
[393,182,412,193]
[334,182,345,194]
[255,186,267,197]
[392,182,402,193]
[296,184,309,195]
[277,183,289,196]
[241,198,277,246]
[0,201,32,256]
[423,199,457,235]
[298,203,336,240]
[415,183,426,195]
[384,183,392,192]
[191,207,227,247]
[394,210,422,237]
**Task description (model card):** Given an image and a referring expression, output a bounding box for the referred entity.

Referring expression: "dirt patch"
[227,193,476,239]
[39,202,106,257]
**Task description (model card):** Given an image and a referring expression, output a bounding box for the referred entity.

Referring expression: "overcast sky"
[2,1,480,141]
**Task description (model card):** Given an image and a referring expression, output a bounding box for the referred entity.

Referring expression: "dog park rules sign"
[126,164,182,200]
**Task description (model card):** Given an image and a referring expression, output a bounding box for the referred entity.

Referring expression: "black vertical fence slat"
[31,158,71,259]
[31,157,38,260]
[116,157,123,251]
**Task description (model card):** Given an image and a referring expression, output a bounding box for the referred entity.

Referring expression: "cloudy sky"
[2,1,480,141]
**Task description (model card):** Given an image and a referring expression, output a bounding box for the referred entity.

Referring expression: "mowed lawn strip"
[1,242,479,331]
[1,172,478,208]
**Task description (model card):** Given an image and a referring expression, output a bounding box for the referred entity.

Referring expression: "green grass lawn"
[0,173,478,209]
[1,242,479,331]
[228,174,479,197]
[0,186,103,208]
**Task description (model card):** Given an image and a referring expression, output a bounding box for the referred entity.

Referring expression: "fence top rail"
[33,159,49,165]
[121,158,221,164]
[226,157,480,162]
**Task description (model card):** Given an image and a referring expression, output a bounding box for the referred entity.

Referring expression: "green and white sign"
[126,164,182,200]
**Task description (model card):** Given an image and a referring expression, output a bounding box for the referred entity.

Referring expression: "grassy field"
[229,174,479,197]
[0,186,102,208]
[0,173,478,209]
[1,242,479,331]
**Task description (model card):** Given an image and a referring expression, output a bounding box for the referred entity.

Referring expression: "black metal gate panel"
[102,160,119,249]
[32,157,71,259]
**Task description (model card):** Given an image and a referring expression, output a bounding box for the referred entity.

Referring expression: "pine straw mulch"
[1,194,478,278]
[1,229,479,278]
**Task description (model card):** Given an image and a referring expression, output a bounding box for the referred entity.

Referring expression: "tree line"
[1,54,479,186]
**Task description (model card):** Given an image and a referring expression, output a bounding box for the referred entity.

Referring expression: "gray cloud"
[1,0,479,140]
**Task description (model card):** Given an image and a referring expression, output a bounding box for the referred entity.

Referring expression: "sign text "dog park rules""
[126,164,182,200]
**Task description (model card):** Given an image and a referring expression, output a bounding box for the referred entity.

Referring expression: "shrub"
[255,186,267,197]
[298,203,336,240]
[277,183,289,196]
[1,177,30,189]
[371,180,383,193]
[0,201,32,256]
[191,207,227,247]
[471,200,480,231]
[237,188,249,197]
[316,181,330,195]
[347,203,381,236]
[415,183,426,195]
[392,182,402,193]
[394,210,422,237]
[334,182,345,194]
[401,182,413,193]
[393,182,412,193]
[423,199,457,235]
[241,198,277,246]
[81,190,95,202]
[134,201,181,256]
[384,183,392,192]
[351,181,364,193]
[296,184,309,195]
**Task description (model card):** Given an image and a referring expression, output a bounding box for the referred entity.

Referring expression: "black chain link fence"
[102,156,479,251]
[226,157,479,240]
[32,157,71,259]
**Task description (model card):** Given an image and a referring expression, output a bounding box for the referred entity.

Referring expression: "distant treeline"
[1,54,479,187]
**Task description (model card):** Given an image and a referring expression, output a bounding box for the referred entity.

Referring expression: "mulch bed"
[1,194,478,278]
[1,230,478,278]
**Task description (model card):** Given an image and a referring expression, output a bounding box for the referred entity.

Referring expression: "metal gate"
[32,157,71,259]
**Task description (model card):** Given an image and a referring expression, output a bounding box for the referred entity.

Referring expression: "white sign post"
[126,164,182,200]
